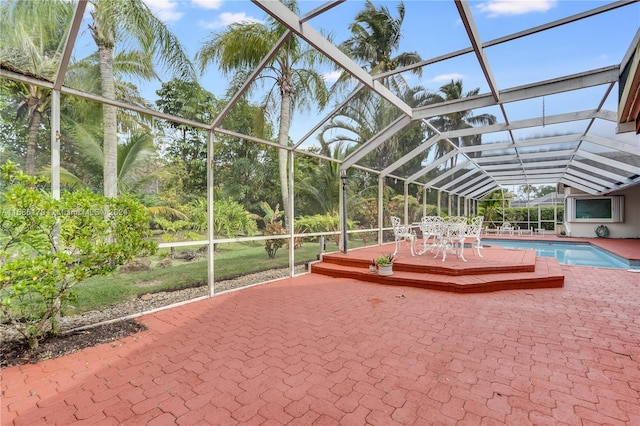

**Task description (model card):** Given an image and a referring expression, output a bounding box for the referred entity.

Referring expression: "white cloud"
[323,70,342,83]
[477,0,557,17]
[432,73,464,83]
[143,0,183,22]
[191,0,222,10]
[198,12,262,29]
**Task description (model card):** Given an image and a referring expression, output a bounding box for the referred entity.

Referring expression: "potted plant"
[376,253,395,276]
[369,259,377,273]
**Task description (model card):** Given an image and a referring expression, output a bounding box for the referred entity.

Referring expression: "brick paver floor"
[2,264,639,425]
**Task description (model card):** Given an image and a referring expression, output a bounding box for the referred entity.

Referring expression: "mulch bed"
[1,319,146,369]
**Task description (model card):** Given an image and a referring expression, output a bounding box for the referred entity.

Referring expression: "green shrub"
[295,212,358,245]
[0,162,156,348]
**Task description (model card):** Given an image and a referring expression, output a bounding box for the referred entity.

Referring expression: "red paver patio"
[2,240,639,425]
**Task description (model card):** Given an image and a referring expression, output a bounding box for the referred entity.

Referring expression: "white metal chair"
[466,216,484,257]
[417,215,442,255]
[498,222,515,235]
[390,216,416,256]
[434,216,467,262]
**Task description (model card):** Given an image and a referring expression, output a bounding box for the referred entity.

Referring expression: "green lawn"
[68,239,349,315]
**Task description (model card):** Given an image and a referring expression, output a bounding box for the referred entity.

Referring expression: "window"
[566,196,624,222]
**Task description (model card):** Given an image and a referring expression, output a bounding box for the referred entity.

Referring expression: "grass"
[67,239,352,315]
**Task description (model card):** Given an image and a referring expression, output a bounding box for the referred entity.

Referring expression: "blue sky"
[113,0,639,143]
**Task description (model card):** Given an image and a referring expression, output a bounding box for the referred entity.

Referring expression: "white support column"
[437,191,441,216]
[422,186,427,217]
[289,150,295,273]
[404,182,409,224]
[51,91,60,200]
[538,205,542,231]
[378,176,384,244]
[554,198,558,234]
[51,90,61,252]
[207,130,215,297]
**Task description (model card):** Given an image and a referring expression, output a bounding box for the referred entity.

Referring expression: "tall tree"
[87,0,195,198]
[340,0,422,92]
[429,79,497,165]
[320,86,433,171]
[0,0,73,174]
[296,143,351,215]
[155,79,218,196]
[329,0,427,174]
[195,0,330,229]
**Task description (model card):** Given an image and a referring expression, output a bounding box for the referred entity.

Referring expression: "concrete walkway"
[2,264,639,425]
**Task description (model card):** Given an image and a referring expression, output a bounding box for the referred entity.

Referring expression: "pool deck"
[2,237,639,425]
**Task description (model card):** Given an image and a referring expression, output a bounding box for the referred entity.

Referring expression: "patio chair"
[433,217,467,262]
[390,216,416,256]
[498,222,515,235]
[466,216,484,257]
[417,215,442,255]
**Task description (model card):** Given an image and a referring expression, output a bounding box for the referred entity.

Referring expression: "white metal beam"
[440,167,481,191]
[569,161,630,183]
[564,169,615,189]
[426,160,471,187]
[560,177,603,194]
[575,150,640,176]
[210,31,293,130]
[493,168,567,177]
[381,134,441,175]
[452,171,488,193]
[342,115,412,170]
[406,151,456,182]
[460,178,492,196]
[459,134,583,154]
[455,0,500,103]
[54,0,86,90]
[252,0,413,117]
[583,134,640,154]
[413,66,619,120]
[496,176,563,184]
[465,181,500,198]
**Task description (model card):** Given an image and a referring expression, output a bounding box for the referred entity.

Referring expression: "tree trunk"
[99,45,118,198]
[25,96,41,175]
[278,78,293,230]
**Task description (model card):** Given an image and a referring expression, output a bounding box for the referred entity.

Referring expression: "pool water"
[481,239,634,269]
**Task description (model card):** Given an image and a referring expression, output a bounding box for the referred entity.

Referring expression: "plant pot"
[378,264,393,276]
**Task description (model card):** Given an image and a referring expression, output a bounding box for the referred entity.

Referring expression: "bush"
[0,162,157,348]
[295,212,358,245]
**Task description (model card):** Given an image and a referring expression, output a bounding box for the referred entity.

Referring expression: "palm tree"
[321,84,435,179]
[429,79,497,165]
[44,130,157,195]
[87,0,195,198]
[326,0,427,173]
[0,0,73,174]
[195,0,330,229]
[296,143,351,215]
[339,0,422,92]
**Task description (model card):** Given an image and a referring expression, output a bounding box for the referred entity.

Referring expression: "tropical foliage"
[0,162,156,348]
[196,0,330,228]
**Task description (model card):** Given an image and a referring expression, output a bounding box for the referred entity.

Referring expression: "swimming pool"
[481,239,635,270]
